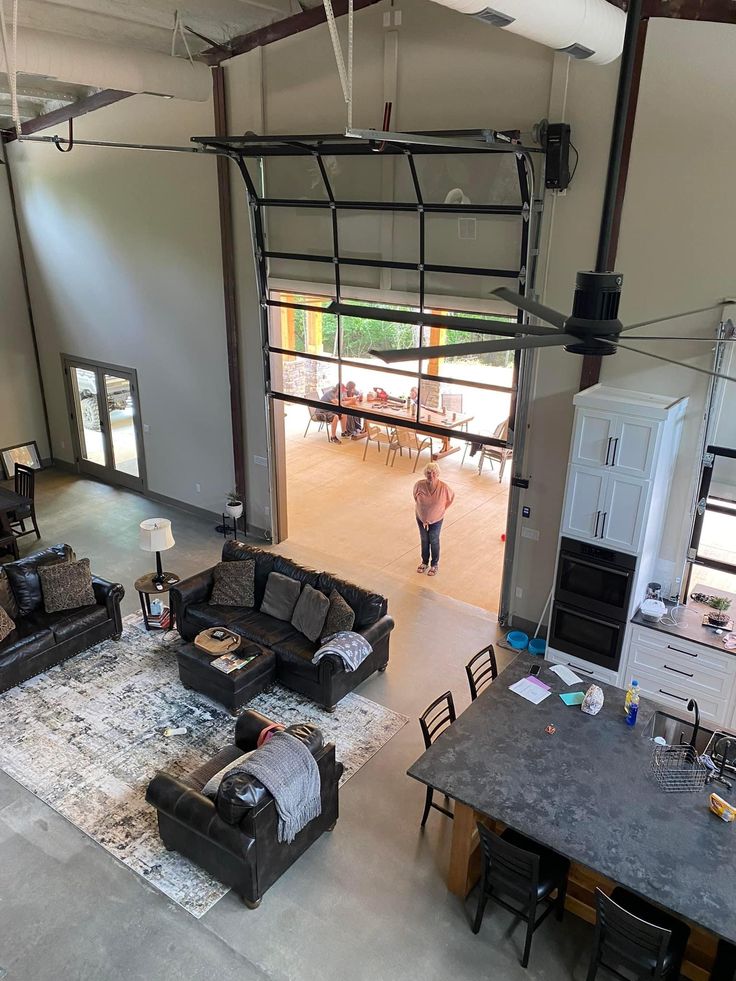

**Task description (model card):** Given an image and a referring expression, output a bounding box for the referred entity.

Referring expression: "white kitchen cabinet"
[571,407,660,479]
[622,625,736,728]
[561,466,649,553]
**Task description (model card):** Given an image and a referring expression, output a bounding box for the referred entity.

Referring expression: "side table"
[135,571,180,630]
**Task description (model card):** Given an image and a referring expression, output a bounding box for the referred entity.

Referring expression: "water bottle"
[625,680,640,727]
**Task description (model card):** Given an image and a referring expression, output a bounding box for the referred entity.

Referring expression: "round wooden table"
[134,571,180,630]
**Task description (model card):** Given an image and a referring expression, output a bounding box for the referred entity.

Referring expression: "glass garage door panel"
[72,367,106,467]
[104,374,139,477]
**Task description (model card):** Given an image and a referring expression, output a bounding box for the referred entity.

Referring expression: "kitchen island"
[408,656,735,980]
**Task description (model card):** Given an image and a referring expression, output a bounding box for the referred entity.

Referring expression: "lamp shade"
[139,518,175,553]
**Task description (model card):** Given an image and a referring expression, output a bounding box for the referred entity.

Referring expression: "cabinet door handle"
[611,437,619,467]
[600,512,607,538]
[594,510,601,537]
[664,663,694,678]
[605,437,613,466]
[659,689,688,702]
[667,644,698,659]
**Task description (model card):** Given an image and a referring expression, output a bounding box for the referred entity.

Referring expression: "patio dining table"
[367,402,475,459]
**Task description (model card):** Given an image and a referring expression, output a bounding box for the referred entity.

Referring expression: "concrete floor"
[0,470,593,981]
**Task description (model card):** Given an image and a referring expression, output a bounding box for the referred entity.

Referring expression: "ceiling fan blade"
[612,335,736,342]
[599,338,736,385]
[328,302,558,337]
[620,302,722,332]
[492,287,569,330]
[371,334,576,364]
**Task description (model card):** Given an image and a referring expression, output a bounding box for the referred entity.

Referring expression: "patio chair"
[465,420,512,482]
[441,393,463,415]
[390,427,434,472]
[362,423,396,463]
[303,404,331,441]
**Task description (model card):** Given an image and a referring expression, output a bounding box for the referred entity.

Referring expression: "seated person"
[341,380,366,439]
[314,385,345,443]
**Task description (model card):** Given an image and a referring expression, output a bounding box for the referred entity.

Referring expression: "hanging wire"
[171,9,194,65]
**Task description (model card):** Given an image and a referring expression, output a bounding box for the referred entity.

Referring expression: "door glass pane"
[104,374,139,477]
[73,367,106,466]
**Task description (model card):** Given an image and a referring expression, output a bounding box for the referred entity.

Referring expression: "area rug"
[0,615,408,917]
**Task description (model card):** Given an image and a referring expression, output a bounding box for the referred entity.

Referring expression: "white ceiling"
[0,0,310,131]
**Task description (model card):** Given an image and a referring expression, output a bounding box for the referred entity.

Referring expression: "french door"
[63,356,146,492]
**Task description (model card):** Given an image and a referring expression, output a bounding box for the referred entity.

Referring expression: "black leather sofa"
[146,709,342,908]
[171,541,394,711]
[0,544,125,694]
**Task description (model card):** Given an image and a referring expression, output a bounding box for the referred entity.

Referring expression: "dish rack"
[649,743,708,793]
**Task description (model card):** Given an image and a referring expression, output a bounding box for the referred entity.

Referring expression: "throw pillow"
[0,605,15,644]
[260,572,301,622]
[0,568,19,620]
[201,751,254,799]
[210,559,255,608]
[321,589,355,642]
[39,558,96,613]
[291,584,329,642]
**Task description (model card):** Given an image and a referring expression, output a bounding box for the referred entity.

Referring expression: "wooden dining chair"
[362,423,395,463]
[418,691,456,827]
[477,419,512,482]
[0,533,19,560]
[465,645,499,701]
[473,824,570,969]
[11,464,41,540]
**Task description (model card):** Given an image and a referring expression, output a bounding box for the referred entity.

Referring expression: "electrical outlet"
[265,506,271,517]
[254,455,267,466]
[521,527,540,541]
[515,587,523,599]
[60,440,66,450]
[383,10,391,26]
[143,424,151,434]
[195,483,201,493]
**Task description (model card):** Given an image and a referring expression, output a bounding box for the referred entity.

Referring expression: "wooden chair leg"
[31,508,40,540]
[420,787,433,828]
[363,438,370,461]
[521,902,537,968]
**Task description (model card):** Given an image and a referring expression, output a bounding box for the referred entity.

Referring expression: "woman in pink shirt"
[413,462,455,576]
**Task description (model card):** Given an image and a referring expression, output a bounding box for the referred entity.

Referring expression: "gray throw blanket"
[236,731,321,843]
[313,630,373,672]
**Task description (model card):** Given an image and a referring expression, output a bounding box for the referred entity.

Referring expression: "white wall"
[0,161,49,460]
[8,95,234,516]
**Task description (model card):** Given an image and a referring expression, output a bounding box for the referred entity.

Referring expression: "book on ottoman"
[211,652,259,674]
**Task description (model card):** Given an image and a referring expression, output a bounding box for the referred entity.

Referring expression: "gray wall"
[7,8,736,617]
[0,161,48,461]
[8,95,233,516]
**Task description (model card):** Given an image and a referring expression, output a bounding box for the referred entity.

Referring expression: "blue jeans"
[417,517,443,567]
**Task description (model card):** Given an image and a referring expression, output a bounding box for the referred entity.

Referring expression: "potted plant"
[225,492,244,520]
[706,596,731,627]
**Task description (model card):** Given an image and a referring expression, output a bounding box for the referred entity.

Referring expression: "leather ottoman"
[176,640,276,714]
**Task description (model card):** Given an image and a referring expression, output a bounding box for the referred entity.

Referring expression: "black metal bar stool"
[418,691,456,828]
[586,887,690,981]
[472,824,570,968]
[465,644,498,701]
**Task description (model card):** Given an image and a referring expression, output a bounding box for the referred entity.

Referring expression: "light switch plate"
[521,527,539,541]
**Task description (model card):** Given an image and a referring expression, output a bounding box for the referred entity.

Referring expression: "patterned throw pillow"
[0,568,19,620]
[321,589,355,642]
[0,605,15,644]
[39,558,96,613]
[210,560,255,608]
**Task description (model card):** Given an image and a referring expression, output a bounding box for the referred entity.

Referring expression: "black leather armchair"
[146,710,343,908]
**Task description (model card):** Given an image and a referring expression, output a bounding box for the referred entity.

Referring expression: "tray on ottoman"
[176,639,276,715]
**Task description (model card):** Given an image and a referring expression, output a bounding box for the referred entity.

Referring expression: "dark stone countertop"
[408,656,736,944]
[631,598,735,656]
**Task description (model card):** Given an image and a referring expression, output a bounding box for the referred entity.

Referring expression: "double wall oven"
[549,537,637,672]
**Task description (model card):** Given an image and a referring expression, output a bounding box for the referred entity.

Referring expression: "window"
[687,447,736,597]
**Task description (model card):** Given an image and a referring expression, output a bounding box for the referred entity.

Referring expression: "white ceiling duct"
[430,0,626,65]
[0,28,211,102]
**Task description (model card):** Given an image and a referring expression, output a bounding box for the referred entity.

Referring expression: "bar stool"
[472,824,570,968]
[465,645,498,701]
[418,691,456,828]
[711,940,736,981]
[586,887,690,981]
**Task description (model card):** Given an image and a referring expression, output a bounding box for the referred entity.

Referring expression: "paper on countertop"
[559,691,585,706]
[509,678,551,705]
[527,675,551,692]
[549,664,584,686]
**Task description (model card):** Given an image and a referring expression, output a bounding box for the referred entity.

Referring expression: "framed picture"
[0,441,42,480]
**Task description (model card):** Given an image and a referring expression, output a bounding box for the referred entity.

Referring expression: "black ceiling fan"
[329,0,736,386]
[328,273,736,386]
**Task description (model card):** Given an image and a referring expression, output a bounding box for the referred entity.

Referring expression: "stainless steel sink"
[642,709,715,755]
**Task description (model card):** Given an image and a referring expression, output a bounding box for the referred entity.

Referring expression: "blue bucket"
[506,630,529,650]
[528,637,547,656]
